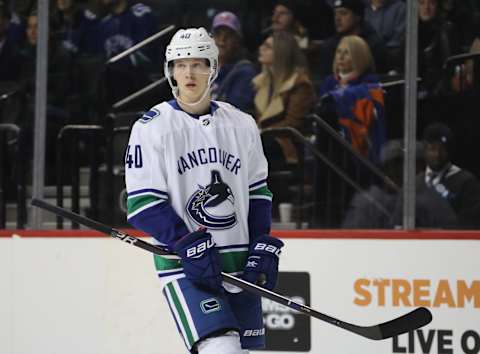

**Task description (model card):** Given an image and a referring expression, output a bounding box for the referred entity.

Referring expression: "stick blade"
[371,307,432,340]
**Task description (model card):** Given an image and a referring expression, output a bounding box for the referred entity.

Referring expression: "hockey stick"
[31,198,432,340]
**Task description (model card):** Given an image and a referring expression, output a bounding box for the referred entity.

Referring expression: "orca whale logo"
[186,170,237,229]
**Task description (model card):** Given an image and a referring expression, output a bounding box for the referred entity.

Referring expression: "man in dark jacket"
[365,0,406,71]
[414,123,480,229]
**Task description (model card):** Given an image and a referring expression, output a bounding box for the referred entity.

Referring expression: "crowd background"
[1,0,480,230]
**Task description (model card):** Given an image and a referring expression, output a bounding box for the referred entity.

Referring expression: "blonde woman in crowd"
[320,34,378,91]
[318,35,386,162]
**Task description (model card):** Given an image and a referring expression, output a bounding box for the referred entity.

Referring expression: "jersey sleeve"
[125,120,189,248]
[247,120,273,240]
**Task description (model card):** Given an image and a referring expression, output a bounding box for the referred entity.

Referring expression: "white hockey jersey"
[125,100,272,279]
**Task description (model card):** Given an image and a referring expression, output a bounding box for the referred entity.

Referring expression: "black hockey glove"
[173,228,223,292]
[243,235,284,290]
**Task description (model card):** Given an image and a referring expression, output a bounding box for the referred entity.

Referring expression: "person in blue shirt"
[96,0,157,60]
[5,6,24,45]
[95,0,159,105]
[51,0,99,55]
[210,11,256,114]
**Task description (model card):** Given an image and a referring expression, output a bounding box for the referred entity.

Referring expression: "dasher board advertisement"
[262,271,311,351]
[280,238,480,354]
[1,231,479,354]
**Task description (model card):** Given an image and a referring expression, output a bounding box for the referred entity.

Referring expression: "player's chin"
[181,93,202,103]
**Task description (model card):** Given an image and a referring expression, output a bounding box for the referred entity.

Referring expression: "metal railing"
[308,113,397,227]
[261,126,392,227]
[107,24,174,111]
[261,128,305,228]
[56,125,105,229]
[443,51,480,93]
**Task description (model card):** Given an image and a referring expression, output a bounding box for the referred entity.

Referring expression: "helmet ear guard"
[164,27,219,105]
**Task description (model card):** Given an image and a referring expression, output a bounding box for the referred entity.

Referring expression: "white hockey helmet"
[164,27,219,101]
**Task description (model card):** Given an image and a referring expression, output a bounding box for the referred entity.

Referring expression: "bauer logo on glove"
[243,235,284,290]
[253,242,282,256]
[186,238,215,258]
[173,228,223,292]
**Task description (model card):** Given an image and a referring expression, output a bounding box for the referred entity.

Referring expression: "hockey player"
[125,27,284,353]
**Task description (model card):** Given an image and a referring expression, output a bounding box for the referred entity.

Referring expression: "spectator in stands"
[364,0,406,72]
[95,0,158,105]
[318,35,386,163]
[96,0,158,61]
[317,0,388,80]
[417,0,459,98]
[270,0,335,79]
[210,11,256,113]
[2,0,24,44]
[253,30,315,169]
[19,11,72,111]
[17,11,72,184]
[271,0,309,49]
[391,123,480,229]
[416,123,480,229]
[0,2,21,81]
[253,30,314,215]
[440,0,478,51]
[51,0,99,55]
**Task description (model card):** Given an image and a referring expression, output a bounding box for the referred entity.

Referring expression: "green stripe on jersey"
[154,254,181,270]
[250,185,273,199]
[154,250,248,273]
[166,283,195,347]
[127,195,161,215]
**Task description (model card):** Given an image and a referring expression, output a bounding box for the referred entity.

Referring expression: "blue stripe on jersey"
[249,179,267,190]
[127,188,169,198]
[157,269,184,278]
[128,202,189,248]
[248,198,272,241]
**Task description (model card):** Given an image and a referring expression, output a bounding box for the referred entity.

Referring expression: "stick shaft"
[31,198,432,340]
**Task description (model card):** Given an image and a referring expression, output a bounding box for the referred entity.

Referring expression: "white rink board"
[1,236,479,354]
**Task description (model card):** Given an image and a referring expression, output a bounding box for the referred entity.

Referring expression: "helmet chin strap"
[172,84,212,107]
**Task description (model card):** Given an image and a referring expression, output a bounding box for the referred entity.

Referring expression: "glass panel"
[416,0,480,230]
[0,3,30,229]
[2,0,478,230]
